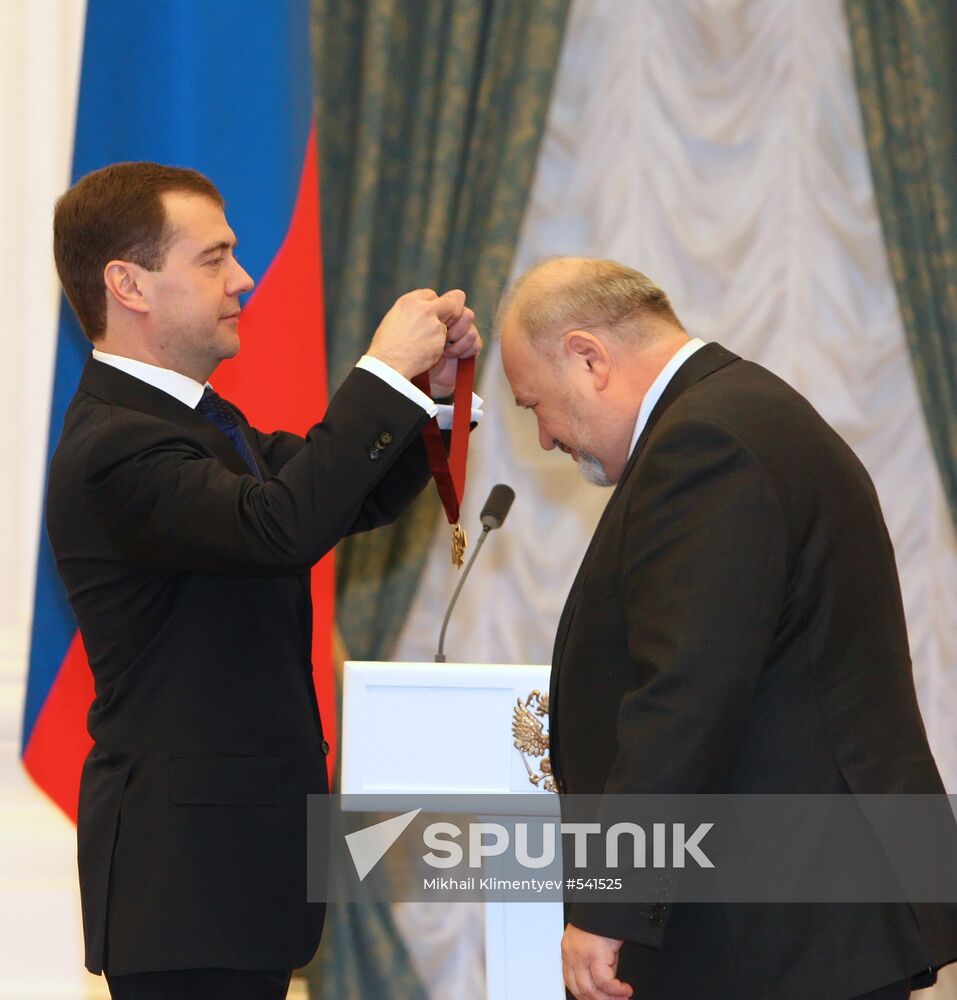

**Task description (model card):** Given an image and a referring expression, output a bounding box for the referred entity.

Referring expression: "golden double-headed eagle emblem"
[511,690,556,792]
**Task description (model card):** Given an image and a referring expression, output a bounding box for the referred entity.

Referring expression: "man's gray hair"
[498,256,684,349]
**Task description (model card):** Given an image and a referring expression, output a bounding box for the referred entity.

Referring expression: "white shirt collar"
[91,350,209,409]
[628,337,707,458]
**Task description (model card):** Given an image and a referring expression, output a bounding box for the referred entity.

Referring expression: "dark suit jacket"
[550,344,957,999]
[46,357,435,975]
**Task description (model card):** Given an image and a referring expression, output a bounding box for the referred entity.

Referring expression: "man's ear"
[563,330,611,390]
[103,260,149,315]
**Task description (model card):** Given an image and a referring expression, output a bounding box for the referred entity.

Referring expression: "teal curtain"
[304,2,570,996]
[303,902,428,999]
[313,0,571,663]
[845,0,957,530]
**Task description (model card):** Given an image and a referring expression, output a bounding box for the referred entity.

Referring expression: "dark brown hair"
[53,161,224,341]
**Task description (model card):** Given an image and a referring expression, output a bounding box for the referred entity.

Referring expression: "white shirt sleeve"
[434,394,484,430]
[356,355,438,416]
[355,355,483,429]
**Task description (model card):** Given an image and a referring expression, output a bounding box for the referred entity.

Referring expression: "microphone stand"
[434,525,492,663]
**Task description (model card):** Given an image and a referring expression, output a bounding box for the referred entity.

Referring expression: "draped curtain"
[394,2,957,995]
[845,0,957,534]
[313,0,570,664]
[306,2,570,995]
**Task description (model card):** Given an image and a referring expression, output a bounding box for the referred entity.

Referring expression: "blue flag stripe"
[23,0,313,748]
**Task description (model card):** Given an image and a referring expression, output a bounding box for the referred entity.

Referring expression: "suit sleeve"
[250,426,310,471]
[568,414,789,945]
[249,416,437,534]
[83,368,431,575]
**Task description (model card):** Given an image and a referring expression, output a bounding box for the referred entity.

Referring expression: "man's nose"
[229,260,255,296]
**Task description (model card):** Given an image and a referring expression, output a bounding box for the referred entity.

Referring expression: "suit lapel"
[78,357,253,478]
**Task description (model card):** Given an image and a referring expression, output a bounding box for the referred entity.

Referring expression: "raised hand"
[367,289,469,381]
[428,290,483,398]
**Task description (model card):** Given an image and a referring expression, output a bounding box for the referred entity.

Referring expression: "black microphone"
[480,483,515,530]
[435,484,516,662]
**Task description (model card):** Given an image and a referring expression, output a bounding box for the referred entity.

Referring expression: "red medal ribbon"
[412,355,475,525]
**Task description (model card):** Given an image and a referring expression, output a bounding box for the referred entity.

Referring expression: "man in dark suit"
[46,161,481,1000]
[500,257,957,1000]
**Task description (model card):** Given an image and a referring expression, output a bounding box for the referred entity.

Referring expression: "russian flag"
[22,0,335,820]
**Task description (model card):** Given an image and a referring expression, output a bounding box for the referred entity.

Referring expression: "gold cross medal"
[451,523,468,569]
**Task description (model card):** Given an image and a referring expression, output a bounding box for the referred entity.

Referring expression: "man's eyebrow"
[195,239,235,259]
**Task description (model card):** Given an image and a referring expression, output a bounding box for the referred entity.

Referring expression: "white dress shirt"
[91,349,482,430]
[91,349,209,408]
[627,338,707,459]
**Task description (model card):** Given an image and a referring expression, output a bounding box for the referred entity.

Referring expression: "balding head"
[498,257,684,358]
[499,257,691,486]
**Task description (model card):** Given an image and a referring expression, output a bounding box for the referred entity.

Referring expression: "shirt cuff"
[435,393,484,430]
[357,355,437,418]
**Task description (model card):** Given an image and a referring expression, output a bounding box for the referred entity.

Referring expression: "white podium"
[342,660,565,999]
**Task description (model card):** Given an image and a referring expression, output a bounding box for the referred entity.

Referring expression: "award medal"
[413,356,475,568]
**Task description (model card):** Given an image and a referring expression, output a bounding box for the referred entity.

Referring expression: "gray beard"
[578,451,614,488]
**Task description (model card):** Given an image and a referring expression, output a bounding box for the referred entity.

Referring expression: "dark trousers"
[105,967,292,1000]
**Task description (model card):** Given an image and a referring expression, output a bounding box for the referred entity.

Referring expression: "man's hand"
[562,924,633,1000]
[367,288,474,383]
[428,295,483,398]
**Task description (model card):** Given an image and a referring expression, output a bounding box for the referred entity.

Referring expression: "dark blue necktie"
[196,386,264,482]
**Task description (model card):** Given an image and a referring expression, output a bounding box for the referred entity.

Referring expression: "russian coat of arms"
[511,690,556,792]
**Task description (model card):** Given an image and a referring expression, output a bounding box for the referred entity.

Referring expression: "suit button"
[376,431,393,447]
[650,902,666,926]
[368,447,381,460]
[320,740,330,755]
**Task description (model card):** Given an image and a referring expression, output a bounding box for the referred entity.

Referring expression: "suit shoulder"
[686,358,817,419]
[50,391,111,474]
[51,390,210,488]
[672,358,854,456]
[657,357,882,520]
[57,389,189,446]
